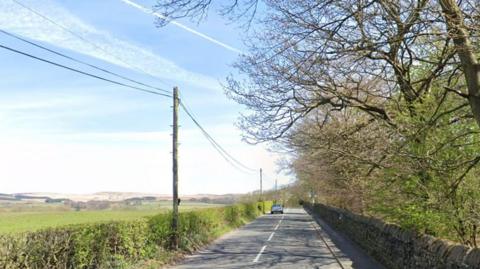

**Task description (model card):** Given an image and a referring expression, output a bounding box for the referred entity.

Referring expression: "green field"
[0,201,223,234]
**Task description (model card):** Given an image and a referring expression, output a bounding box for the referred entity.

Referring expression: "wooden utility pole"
[275,178,278,204]
[260,168,264,213]
[172,86,179,249]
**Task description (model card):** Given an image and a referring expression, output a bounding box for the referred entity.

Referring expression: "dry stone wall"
[305,203,480,269]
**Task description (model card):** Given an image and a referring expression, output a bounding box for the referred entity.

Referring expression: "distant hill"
[1,192,243,203]
[14,194,51,200]
[0,193,19,201]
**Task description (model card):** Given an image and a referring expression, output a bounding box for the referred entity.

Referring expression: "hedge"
[0,202,269,269]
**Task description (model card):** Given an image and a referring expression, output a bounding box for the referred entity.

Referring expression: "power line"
[8,0,257,176]
[179,100,250,173]
[0,40,254,172]
[179,98,255,173]
[10,0,171,89]
[0,42,172,98]
[0,11,255,173]
[0,29,172,95]
[261,172,279,189]
[179,98,257,174]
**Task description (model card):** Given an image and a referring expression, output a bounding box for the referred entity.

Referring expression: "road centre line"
[267,232,275,241]
[253,210,285,263]
[253,245,267,263]
[274,216,283,230]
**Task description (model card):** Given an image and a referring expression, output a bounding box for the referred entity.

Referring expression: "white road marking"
[187,255,201,259]
[252,210,285,263]
[267,232,275,241]
[274,217,283,230]
[253,245,267,263]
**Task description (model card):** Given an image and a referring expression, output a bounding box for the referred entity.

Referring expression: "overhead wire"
[0,40,261,177]
[6,0,260,177]
[10,0,172,89]
[0,43,172,98]
[179,96,256,173]
[261,172,280,190]
[178,97,257,174]
[181,106,255,174]
[0,29,172,95]
[0,39,254,175]
[0,29,259,178]
[0,27,258,172]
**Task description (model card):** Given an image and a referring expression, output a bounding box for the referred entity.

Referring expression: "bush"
[256,201,273,214]
[243,203,257,219]
[0,202,268,268]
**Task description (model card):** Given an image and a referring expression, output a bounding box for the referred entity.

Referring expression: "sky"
[0,0,292,195]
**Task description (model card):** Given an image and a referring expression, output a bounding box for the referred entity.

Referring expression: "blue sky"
[0,0,290,195]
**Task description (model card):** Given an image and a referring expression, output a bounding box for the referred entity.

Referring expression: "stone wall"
[305,203,480,269]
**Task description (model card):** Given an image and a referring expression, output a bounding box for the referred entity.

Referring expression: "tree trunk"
[439,0,480,127]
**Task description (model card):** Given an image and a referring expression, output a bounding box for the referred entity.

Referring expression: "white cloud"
[0,91,160,134]
[0,95,92,111]
[0,129,288,195]
[0,1,293,195]
[0,85,292,195]
[0,0,221,90]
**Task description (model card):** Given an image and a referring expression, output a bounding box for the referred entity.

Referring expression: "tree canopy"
[156,0,480,247]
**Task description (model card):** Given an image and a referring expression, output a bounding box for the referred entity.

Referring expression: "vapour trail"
[119,0,243,54]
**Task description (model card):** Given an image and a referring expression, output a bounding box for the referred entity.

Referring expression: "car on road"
[271,204,284,214]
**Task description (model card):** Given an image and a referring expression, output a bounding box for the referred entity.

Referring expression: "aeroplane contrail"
[119,0,243,55]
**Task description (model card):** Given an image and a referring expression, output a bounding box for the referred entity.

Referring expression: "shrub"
[0,202,268,268]
[256,201,273,214]
[243,203,257,219]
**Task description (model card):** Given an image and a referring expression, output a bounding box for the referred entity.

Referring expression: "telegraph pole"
[172,86,179,249]
[275,178,278,204]
[260,168,264,213]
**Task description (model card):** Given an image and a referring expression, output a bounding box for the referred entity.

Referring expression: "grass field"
[0,201,224,234]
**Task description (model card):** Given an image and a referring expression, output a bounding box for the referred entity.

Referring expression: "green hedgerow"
[0,202,267,269]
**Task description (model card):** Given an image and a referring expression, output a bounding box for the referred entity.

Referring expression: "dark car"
[271,204,284,214]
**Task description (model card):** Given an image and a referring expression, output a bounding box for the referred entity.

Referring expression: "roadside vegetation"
[153,0,480,247]
[0,201,223,234]
[0,201,272,269]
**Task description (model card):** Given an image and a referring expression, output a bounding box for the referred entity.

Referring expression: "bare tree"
[156,0,480,143]
[155,1,480,246]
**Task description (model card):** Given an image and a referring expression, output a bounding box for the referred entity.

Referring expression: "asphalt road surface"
[170,208,385,269]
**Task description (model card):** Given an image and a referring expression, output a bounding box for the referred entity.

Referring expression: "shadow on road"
[171,208,385,269]
[306,208,385,269]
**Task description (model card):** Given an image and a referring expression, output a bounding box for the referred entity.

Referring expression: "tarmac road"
[170,208,385,269]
